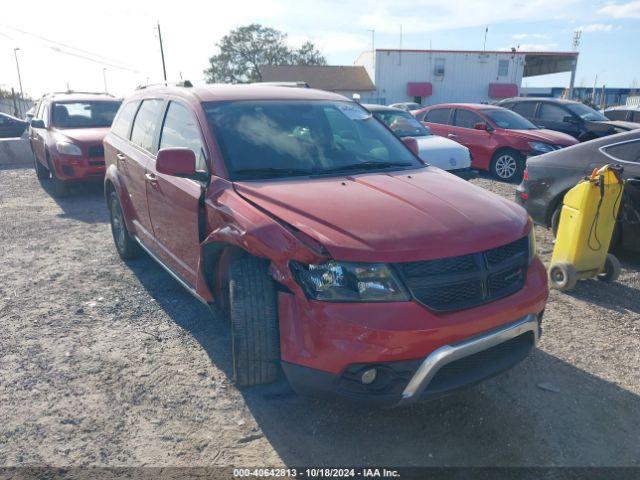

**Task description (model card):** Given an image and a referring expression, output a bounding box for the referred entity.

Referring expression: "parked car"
[0,112,28,138]
[496,97,640,142]
[389,102,422,112]
[414,103,577,182]
[365,104,475,178]
[604,105,640,124]
[517,130,640,252]
[104,84,548,406]
[29,92,122,196]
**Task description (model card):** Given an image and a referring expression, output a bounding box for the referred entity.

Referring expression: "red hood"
[53,127,110,145]
[234,168,530,263]
[510,128,577,146]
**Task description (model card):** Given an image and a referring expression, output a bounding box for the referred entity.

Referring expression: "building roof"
[260,65,375,92]
[373,49,579,78]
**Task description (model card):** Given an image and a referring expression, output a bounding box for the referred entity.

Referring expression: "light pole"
[103,68,108,93]
[13,48,25,117]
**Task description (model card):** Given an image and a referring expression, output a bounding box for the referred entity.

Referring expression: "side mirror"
[156,148,197,177]
[30,119,45,129]
[473,122,488,131]
[401,137,420,157]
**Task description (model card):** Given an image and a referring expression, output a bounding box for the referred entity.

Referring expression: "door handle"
[447,133,458,139]
[116,152,126,161]
[145,172,157,183]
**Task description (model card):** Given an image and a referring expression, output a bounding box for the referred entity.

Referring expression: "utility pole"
[103,68,108,93]
[157,22,168,83]
[483,27,489,51]
[568,30,581,100]
[13,48,24,117]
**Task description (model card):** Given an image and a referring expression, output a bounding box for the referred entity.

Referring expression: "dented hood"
[234,167,529,263]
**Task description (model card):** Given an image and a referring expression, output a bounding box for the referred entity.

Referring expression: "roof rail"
[43,90,116,97]
[136,80,193,90]
[253,81,310,88]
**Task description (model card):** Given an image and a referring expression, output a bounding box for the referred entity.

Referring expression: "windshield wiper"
[233,167,314,179]
[321,161,416,174]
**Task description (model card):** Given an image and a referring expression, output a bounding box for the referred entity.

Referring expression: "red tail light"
[523,169,529,181]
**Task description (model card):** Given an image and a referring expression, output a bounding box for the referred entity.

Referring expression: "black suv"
[497,97,639,142]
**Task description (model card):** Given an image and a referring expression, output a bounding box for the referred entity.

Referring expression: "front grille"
[88,145,104,158]
[399,236,528,312]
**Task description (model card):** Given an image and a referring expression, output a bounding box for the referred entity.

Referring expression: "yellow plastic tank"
[549,164,624,291]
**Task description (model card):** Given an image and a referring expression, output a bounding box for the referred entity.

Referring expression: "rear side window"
[130,99,164,153]
[454,109,484,129]
[539,103,569,122]
[425,108,452,125]
[512,102,536,118]
[159,102,207,171]
[602,139,640,163]
[604,110,627,121]
[112,101,140,139]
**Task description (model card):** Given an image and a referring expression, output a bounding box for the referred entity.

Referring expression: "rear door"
[121,98,164,245]
[450,108,493,169]
[536,102,580,138]
[146,100,207,285]
[422,107,453,137]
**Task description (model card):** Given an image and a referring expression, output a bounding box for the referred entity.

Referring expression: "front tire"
[33,151,50,179]
[108,190,140,260]
[47,155,69,197]
[490,150,525,182]
[229,256,280,387]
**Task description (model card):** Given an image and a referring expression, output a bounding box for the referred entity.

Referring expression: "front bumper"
[51,154,106,181]
[283,313,541,407]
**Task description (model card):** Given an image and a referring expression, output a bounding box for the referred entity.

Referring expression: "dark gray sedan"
[0,112,28,138]
[517,130,640,251]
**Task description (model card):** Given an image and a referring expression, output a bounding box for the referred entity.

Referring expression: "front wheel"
[33,151,50,180]
[549,262,578,291]
[47,156,69,197]
[490,150,525,183]
[229,256,280,387]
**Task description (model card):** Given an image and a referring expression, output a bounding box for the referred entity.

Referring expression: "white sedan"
[366,104,475,178]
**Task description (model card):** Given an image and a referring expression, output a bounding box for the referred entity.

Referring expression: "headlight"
[56,141,82,156]
[528,226,538,265]
[290,260,410,302]
[528,141,554,153]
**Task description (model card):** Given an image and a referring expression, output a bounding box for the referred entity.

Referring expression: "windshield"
[566,103,608,121]
[373,110,431,138]
[203,100,423,181]
[481,109,538,130]
[51,101,122,128]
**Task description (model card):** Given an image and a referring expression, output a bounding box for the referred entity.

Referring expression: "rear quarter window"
[512,101,537,118]
[111,101,140,139]
[605,110,627,121]
[601,139,640,163]
[130,99,164,153]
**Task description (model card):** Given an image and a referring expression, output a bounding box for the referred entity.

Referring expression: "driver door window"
[159,102,207,171]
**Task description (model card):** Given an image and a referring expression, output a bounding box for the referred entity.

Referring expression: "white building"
[355,49,578,106]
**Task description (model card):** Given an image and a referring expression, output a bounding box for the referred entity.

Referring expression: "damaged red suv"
[104,84,548,406]
[29,92,122,196]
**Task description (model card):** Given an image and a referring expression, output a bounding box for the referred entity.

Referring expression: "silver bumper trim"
[399,314,539,405]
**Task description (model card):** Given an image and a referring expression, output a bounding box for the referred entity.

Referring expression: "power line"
[48,45,143,73]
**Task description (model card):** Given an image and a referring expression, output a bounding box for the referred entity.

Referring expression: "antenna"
[157,22,168,82]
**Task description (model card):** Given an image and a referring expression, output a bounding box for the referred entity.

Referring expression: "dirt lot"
[1,165,639,468]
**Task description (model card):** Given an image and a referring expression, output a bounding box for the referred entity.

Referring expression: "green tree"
[204,24,327,84]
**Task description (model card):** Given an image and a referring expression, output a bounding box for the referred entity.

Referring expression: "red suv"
[29,92,122,196]
[104,84,548,406]
[415,104,577,182]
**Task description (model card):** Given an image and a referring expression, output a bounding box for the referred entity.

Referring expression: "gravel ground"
[0,165,639,468]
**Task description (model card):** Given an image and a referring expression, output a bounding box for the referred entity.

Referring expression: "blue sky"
[1,0,639,97]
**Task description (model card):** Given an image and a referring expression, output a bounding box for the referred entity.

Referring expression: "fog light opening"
[361,368,377,385]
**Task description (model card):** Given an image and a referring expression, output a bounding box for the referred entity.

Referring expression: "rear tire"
[598,254,621,283]
[33,151,50,179]
[549,262,578,291]
[490,150,525,183]
[108,190,140,260]
[551,203,563,238]
[229,256,280,387]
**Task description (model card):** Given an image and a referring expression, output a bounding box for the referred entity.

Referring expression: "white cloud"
[578,23,617,32]
[598,1,640,19]
[513,33,551,40]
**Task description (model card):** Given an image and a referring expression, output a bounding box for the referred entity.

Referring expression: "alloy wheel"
[495,154,517,180]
